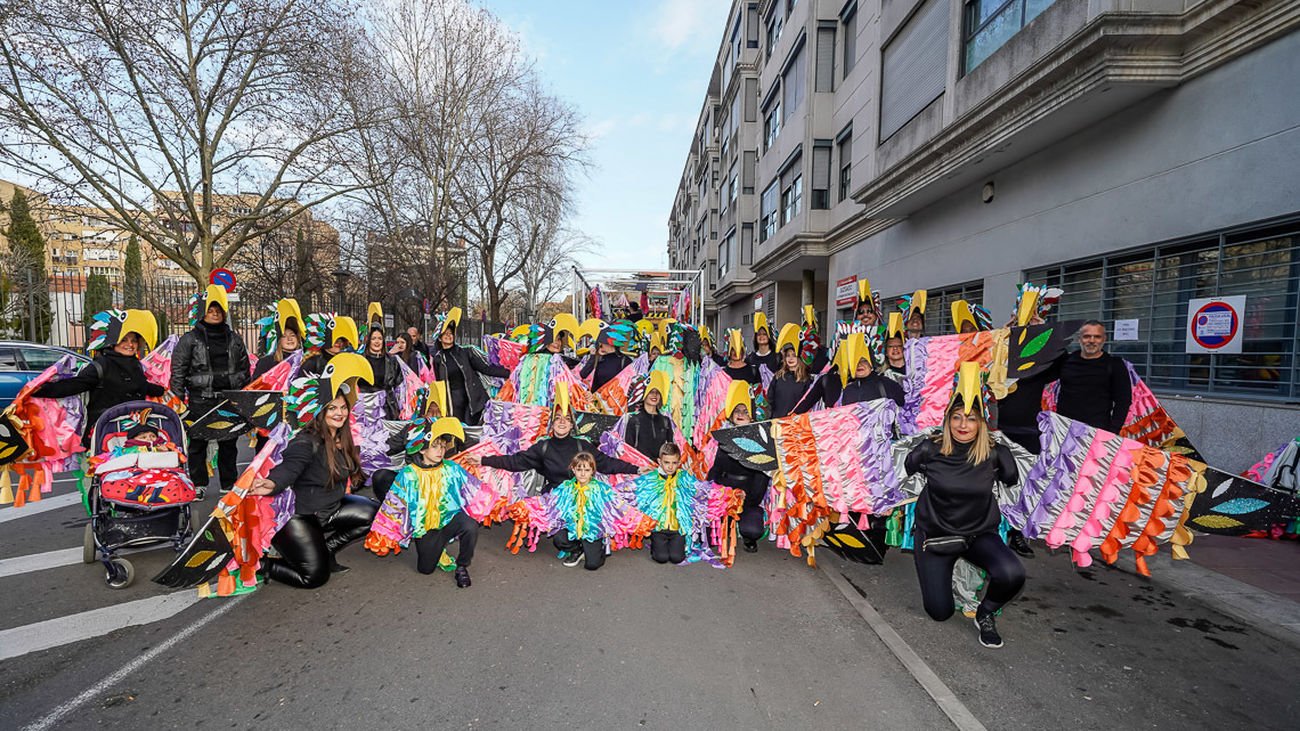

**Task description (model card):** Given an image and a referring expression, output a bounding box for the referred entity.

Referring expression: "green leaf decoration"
[1018,328,1053,359]
[1192,515,1243,529]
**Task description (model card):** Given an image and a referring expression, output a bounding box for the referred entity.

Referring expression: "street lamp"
[333,268,352,312]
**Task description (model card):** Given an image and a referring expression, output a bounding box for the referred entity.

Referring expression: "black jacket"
[266,430,358,515]
[34,350,166,432]
[1056,352,1132,433]
[905,438,1017,537]
[822,372,904,409]
[171,323,250,402]
[480,434,639,493]
[746,350,779,372]
[624,410,673,460]
[707,447,770,505]
[581,352,631,392]
[432,343,509,424]
[767,372,813,418]
[724,363,761,385]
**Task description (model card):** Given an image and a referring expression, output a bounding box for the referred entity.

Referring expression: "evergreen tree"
[2,189,53,342]
[84,273,113,318]
[124,235,144,307]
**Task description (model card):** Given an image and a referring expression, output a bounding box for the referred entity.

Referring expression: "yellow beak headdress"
[425,380,450,418]
[887,312,904,339]
[726,328,744,361]
[276,298,305,339]
[801,305,817,330]
[836,332,873,385]
[776,323,800,355]
[951,300,976,333]
[509,323,531,341]
[724,379,752,421]
[551,381,574,424]
[578,318,603,344]
[405,416,466,456]
[367,302,384,332]
[320,352,373,406]
[856,278,880,320]
[949,360,989,418]
[753,311,771,339]
[205,284,229,314]
[331,315,360,351]
[88,309,159,354]
[646,370,670,402]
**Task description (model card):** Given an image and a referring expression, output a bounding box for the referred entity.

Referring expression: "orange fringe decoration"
[1129,454,1191,576]
[1099,446,1164,566]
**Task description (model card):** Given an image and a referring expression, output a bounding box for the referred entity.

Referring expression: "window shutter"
[816,26,836,92]
[744,78,758,122]
[812,144,831,190]
[880,0,948,140]
[783,47,805,114]
[743,150,756,190]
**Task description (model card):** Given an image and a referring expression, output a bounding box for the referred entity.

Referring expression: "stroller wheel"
[106,558,135,589]
[83,523,96,564]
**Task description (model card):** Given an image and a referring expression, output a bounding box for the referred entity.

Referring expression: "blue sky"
[485,0,731,269]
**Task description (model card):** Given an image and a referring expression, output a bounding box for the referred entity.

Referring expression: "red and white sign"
[209,268,237,292]
[835,275,858,307]
[753,293,764,312]
[1185,295,1245,354]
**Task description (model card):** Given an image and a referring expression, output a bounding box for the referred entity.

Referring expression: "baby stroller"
[81,401,197,589]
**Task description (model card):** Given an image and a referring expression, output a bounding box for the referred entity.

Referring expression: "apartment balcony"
[855,0,1300,218]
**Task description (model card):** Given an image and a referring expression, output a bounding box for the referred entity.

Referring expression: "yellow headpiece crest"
[724,380,752,420]
[331,316,360,350]
[776,323,800,355]
[951,300,976,333]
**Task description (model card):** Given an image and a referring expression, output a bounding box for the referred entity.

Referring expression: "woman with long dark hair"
[767,324,813,418]
[904,362,1024,648]
[250,354,379,589]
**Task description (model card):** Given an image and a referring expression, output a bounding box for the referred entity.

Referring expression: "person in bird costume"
[358,302,404,419]
[301,313,360,378]
[430,307,511,425]
[705,381,771,552]
[747,312,778,372]
[768,323,814,418]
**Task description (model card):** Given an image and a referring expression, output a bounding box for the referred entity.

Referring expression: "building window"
[880,0,949,141]
[963,0,1059,75]
[760,182,778,242]
[782,44,805,115]
[811,143,832,210]
[765,5,784,58]
[837,128,853,202]
[718,231,734,280]
[815,25,836,93]
[728,173,738,204]
[780,173,802,225]
[841,1,857,76]
[1027,221,1300,401]
[763,101,782,150]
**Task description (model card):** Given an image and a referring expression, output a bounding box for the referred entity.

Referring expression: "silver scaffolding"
[571,267,705,328]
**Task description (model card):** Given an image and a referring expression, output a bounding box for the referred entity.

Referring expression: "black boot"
[329,554,351,574]
[454,566,471,588]
[742,538,758,553]
[1007,529,1035,558]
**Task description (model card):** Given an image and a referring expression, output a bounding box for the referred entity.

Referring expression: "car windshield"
[20,347,66,370]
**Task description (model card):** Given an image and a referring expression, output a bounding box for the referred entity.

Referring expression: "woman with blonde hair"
[903,362,1024,649]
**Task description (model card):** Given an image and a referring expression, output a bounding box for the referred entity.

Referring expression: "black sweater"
[767,372,813,418]
[581,352,631,392]
[433,343,510,423]
[480,434,639,493]
[905,438,1018,537]
[624,410,673,460]
[266,430,358,515]
[746,350,779,372]
[997,356,1063,432]
[724,363,761,385]
[34,350,166,431]
[1056,352,1131,433]
[823,372,905,408]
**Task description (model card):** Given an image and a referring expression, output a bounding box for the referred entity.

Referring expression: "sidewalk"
[1148,533,1300,649]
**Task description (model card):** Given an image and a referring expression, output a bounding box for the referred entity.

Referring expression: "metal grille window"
[880,0,949,140]
[886,280,985,336]
[1027,220,1300,402]
[962,0,1059,75]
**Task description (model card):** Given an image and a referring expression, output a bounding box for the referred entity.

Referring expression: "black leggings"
[649,531,686,564]
[370,468,397,503]
[553,534,606,571]
[414,512,479,573]
[913,531,1026,621]
[738,483,766,543]
[187,436,239,490]
[266,495,378,589]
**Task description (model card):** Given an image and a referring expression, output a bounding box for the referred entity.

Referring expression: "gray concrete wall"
[828,27,1300,474]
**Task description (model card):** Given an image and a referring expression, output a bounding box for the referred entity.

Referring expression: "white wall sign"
[1113,319,1139,341]
[1185,295,1245,354]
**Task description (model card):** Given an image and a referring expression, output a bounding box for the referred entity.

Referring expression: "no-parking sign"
[209,268,237,293]
[1185,295,1245,354]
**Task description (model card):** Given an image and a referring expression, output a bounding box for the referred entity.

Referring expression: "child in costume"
[548,452,646,570]
[634,442,697,565]
[365,417,488,588]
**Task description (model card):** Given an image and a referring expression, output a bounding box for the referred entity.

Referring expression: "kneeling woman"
[903,362,1024,649]
[251,354,379,589]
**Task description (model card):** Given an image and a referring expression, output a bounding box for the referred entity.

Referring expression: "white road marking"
[0,493,81,523]
[0,545,157,579]
[0,591,206,663]
[821,564,987,731]
[20,595,246,731]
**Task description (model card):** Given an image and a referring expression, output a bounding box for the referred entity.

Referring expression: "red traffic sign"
[209,268,237,292]
[1191,300,1239,350]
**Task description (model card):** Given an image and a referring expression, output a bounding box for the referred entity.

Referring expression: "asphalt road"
[2,467,1298,729]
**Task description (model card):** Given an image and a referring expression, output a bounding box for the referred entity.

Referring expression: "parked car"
[0,341,91,411]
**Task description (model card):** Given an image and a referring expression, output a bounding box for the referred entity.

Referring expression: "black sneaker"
[742,539,758,553]
[1007,530,1035,558]
[560,549,583,568]
[329,556,351,574]
[194,487,207,500]
[454,567,471,588]
[974,611,1003,649]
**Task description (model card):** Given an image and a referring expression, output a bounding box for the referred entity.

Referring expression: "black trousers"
[266,495,378,589]
[553,534,606,570]
[649,530,686,564]
[913,531,1026,621]
[187,436,239,490]
[414,512,479,573]
[738,483,766,543]
[370,468,397,503]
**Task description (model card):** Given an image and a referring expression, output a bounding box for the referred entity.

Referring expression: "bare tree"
[518,224,592,322]
[0,0,387,285]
